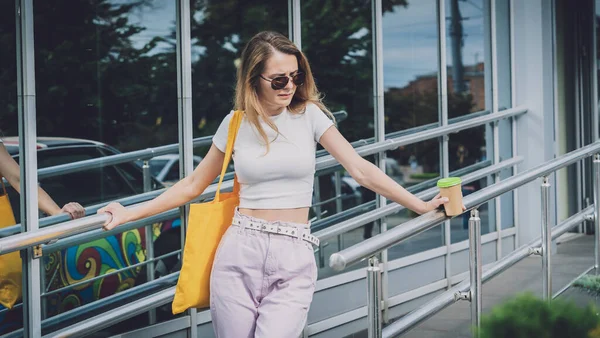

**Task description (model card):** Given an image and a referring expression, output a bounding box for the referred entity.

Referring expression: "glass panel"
[190,0,288,154]
[496,0,514,230]
[449,125,486,172]
[301,0,374,142]
[314,160,379,277]
[383,0,439,129]
[446,0,486,117]
[32,1,180,332]
[387,141,443,260]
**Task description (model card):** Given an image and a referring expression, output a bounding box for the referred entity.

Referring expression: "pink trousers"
[210,210,318,338]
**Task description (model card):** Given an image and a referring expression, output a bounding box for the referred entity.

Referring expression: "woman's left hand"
[421,194,467,214]
[61,202,86,219]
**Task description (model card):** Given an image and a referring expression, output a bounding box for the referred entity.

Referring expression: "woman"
[0,139,85,220]
[99,31,454,337]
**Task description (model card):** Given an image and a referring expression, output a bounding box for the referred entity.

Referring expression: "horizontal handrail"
[329,140,600,271]
[0,172,237,237]
[42,286,176,338]
[316,106,526,170]
[381,205,594,337]
[314,157,521,241]
[2,111,347,185]
[1,273,179,337]
[314,109,492,158]
[0,179,228,255]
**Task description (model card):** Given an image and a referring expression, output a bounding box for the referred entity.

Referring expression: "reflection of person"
[457,144,469,166]
[99,31,452,337]
[0,139,85,219]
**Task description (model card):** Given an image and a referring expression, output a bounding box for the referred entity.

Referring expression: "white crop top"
[212,103,334,209]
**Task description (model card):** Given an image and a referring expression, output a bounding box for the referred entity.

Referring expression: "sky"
[121,0,486,90]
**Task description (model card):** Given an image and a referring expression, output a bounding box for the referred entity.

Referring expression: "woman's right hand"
[98,202,131,231]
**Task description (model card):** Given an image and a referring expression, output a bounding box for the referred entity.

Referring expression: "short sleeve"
[307,104,335,143]
[212,111,234,152]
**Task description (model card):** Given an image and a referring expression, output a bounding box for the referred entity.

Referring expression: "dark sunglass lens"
[271,76,289,90]
[293,73,305,86]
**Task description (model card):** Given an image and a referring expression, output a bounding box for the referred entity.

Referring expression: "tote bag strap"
[215,111,243,200]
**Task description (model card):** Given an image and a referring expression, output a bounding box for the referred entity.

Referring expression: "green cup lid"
[437,177,462,188]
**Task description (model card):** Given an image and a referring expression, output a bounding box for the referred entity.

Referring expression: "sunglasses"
[259,72,305,90]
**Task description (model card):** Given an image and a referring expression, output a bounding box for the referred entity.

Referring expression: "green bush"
[409,173,439,180]
[476,293,600,338]
[574,275,600,297]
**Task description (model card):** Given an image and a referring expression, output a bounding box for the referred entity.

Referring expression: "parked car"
[136,154,203,186]
[0,137,182,335]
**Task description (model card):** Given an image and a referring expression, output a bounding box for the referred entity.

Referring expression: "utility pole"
[449,0,466,93]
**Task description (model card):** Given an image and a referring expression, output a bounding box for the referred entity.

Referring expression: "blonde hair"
[234,31,334,152]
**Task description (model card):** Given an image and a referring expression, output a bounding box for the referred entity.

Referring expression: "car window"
[36,147,139,207]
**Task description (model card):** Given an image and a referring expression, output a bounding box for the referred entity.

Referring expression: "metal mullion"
[288,0,301,49]
[372,0,388,323]
[437,0,452,290]
[509,0,519,247]
[176,0,196,335]
[16,0,41,337]
[490,0,502,261]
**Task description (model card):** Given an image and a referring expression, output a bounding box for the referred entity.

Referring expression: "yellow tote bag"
[172,110,243,314]
[0,178,21,310]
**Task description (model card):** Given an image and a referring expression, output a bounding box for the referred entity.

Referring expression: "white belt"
[232,217,320,247]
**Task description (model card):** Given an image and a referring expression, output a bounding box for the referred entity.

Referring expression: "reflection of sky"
[122,1,208,60]
[383,0,485,89]
[122,0,176,53]
[118,0,484,88]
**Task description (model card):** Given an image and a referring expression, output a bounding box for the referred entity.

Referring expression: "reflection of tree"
[189,0,408,143]
[0,1,178,151]
[1,0,410,151]
[385,86,482,172]
[0,1,17,134]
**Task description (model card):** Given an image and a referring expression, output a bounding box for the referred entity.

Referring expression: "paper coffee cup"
[437,177,463,216]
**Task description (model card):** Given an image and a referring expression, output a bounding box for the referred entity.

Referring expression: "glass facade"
[0,0,523,336]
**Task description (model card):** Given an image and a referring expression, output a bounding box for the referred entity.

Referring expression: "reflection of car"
[0,137,182,335]
[384,158,404,184]
[137,154,203,185]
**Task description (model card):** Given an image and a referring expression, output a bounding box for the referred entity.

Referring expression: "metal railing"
[0,107,526,253]
[0,158,522,337]
[0,107,527,337]
[0,108,484,237]
[328,141,600,338]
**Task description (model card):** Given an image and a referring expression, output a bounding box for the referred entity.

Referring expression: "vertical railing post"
[142,160,156,324]
[541,176,552,300]
[367,257,382,338]
[593,154,600,271]
[469,209,482,334]
[334,172,344,251]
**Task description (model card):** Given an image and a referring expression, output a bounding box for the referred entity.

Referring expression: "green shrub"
[476,293,600,338]
[574,275,600,297]
[409,173,439,180]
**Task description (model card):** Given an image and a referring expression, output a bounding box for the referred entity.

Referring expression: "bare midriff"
[238,207,311,224]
